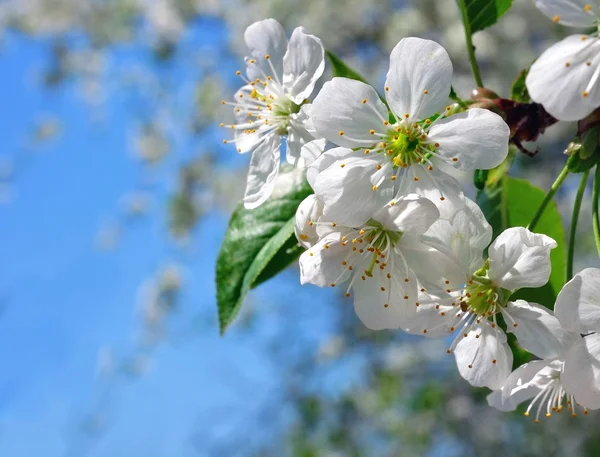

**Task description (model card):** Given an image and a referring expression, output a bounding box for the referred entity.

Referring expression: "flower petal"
[282,27,325,104]
[422,197,492,276]
[243,133,281,209]
[562,333,600,410]
[526,35,600,121]
[487,360,552,412]
[385,37,452,121]
[312,150,394,227]
[307,146,355,188]
[299,233,351,287]
[231,85,272,153]
[488,227,557,290]
[373,194,439,235]
[244,18,287,82]
[507,300,580,359]
[428,109,509,170]
[311,78,389,149]
[295,194,324,249]
[300,138,327,170]
[399,165,465,220]
[353,268,417,330]
[286,112,317,167]
[534,0,598,27]
[555,268,600,334]
[454,321,513,389]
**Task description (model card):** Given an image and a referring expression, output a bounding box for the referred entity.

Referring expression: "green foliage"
[461,0,514,33]
[325,50,367,83]
[216,172,312,334]
[510,69,531,103]
[477,176,566,309]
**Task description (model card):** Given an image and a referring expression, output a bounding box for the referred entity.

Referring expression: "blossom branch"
[567,170,590,281]
[528,165,569,232]
[593,165,600,259]
[457,0,483,87]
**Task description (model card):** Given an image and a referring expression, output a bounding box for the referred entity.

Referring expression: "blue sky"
[0,23,345,457]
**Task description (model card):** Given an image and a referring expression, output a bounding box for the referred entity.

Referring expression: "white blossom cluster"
[223,11,600,421]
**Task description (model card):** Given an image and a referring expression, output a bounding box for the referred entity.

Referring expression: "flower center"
[380,122,433,168]
[460,272,511,317]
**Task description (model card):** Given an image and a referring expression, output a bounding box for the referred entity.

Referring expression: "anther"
[372,185,378,191]
[423,89,429,95]
[369,129,375,135]
[339,131,345,136]
[265,54,270,59]
[362,99,367,104]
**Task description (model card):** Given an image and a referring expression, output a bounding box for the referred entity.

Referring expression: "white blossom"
[527,0,600,120]
[553,268,600,410]
[309,37,509,226]
[400,200,558,389]
[222,19,325,208]
[298,190,442,331]
[486,299,583,421]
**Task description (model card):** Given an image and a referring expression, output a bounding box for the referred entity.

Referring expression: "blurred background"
[1,0,600,456]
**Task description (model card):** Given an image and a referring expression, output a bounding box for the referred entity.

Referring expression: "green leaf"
[510,68,531,103]
[477,176,566,309]
[462,0,514,34]
[216,172,312,334]
[325,50,367,83]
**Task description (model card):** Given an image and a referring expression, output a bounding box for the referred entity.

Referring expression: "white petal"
[399,165,465,220]
[243,134,281,209]
[385,37,452,121]
[400,294,461,338]
[244,18,287,82]
[299,233,350,287]
[507,300,580,359]
[232,85,270,153]
[526,35,600,121]
[454,321,513,389]
[401,237,467,289]
[428,109,510,170]
[307,146,355,188]
[311,78,389,149]
[555,267,600,333]
[488,227,557,290]
[300,139,327,170]
[487,360,552,412]
[373,194,439,235]
[295,195,324,249]
[313,150,394,227]
[282,27,325,104]
[353,268,417,330]
[423,197,492,276]
[535,0,598,27]
[299,103,317,136]
[562,333,600,410]
[286,113,317,167]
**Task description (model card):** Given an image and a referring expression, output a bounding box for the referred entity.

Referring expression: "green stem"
[458,0,484,87]
[567,170,590,281]
[593,165,600,259]
[528,165,570,232]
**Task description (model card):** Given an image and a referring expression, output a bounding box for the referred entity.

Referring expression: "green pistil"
[273,99,304,135]
[361,222,403,276]
[382,127,432,168]
[463,275,511,317]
